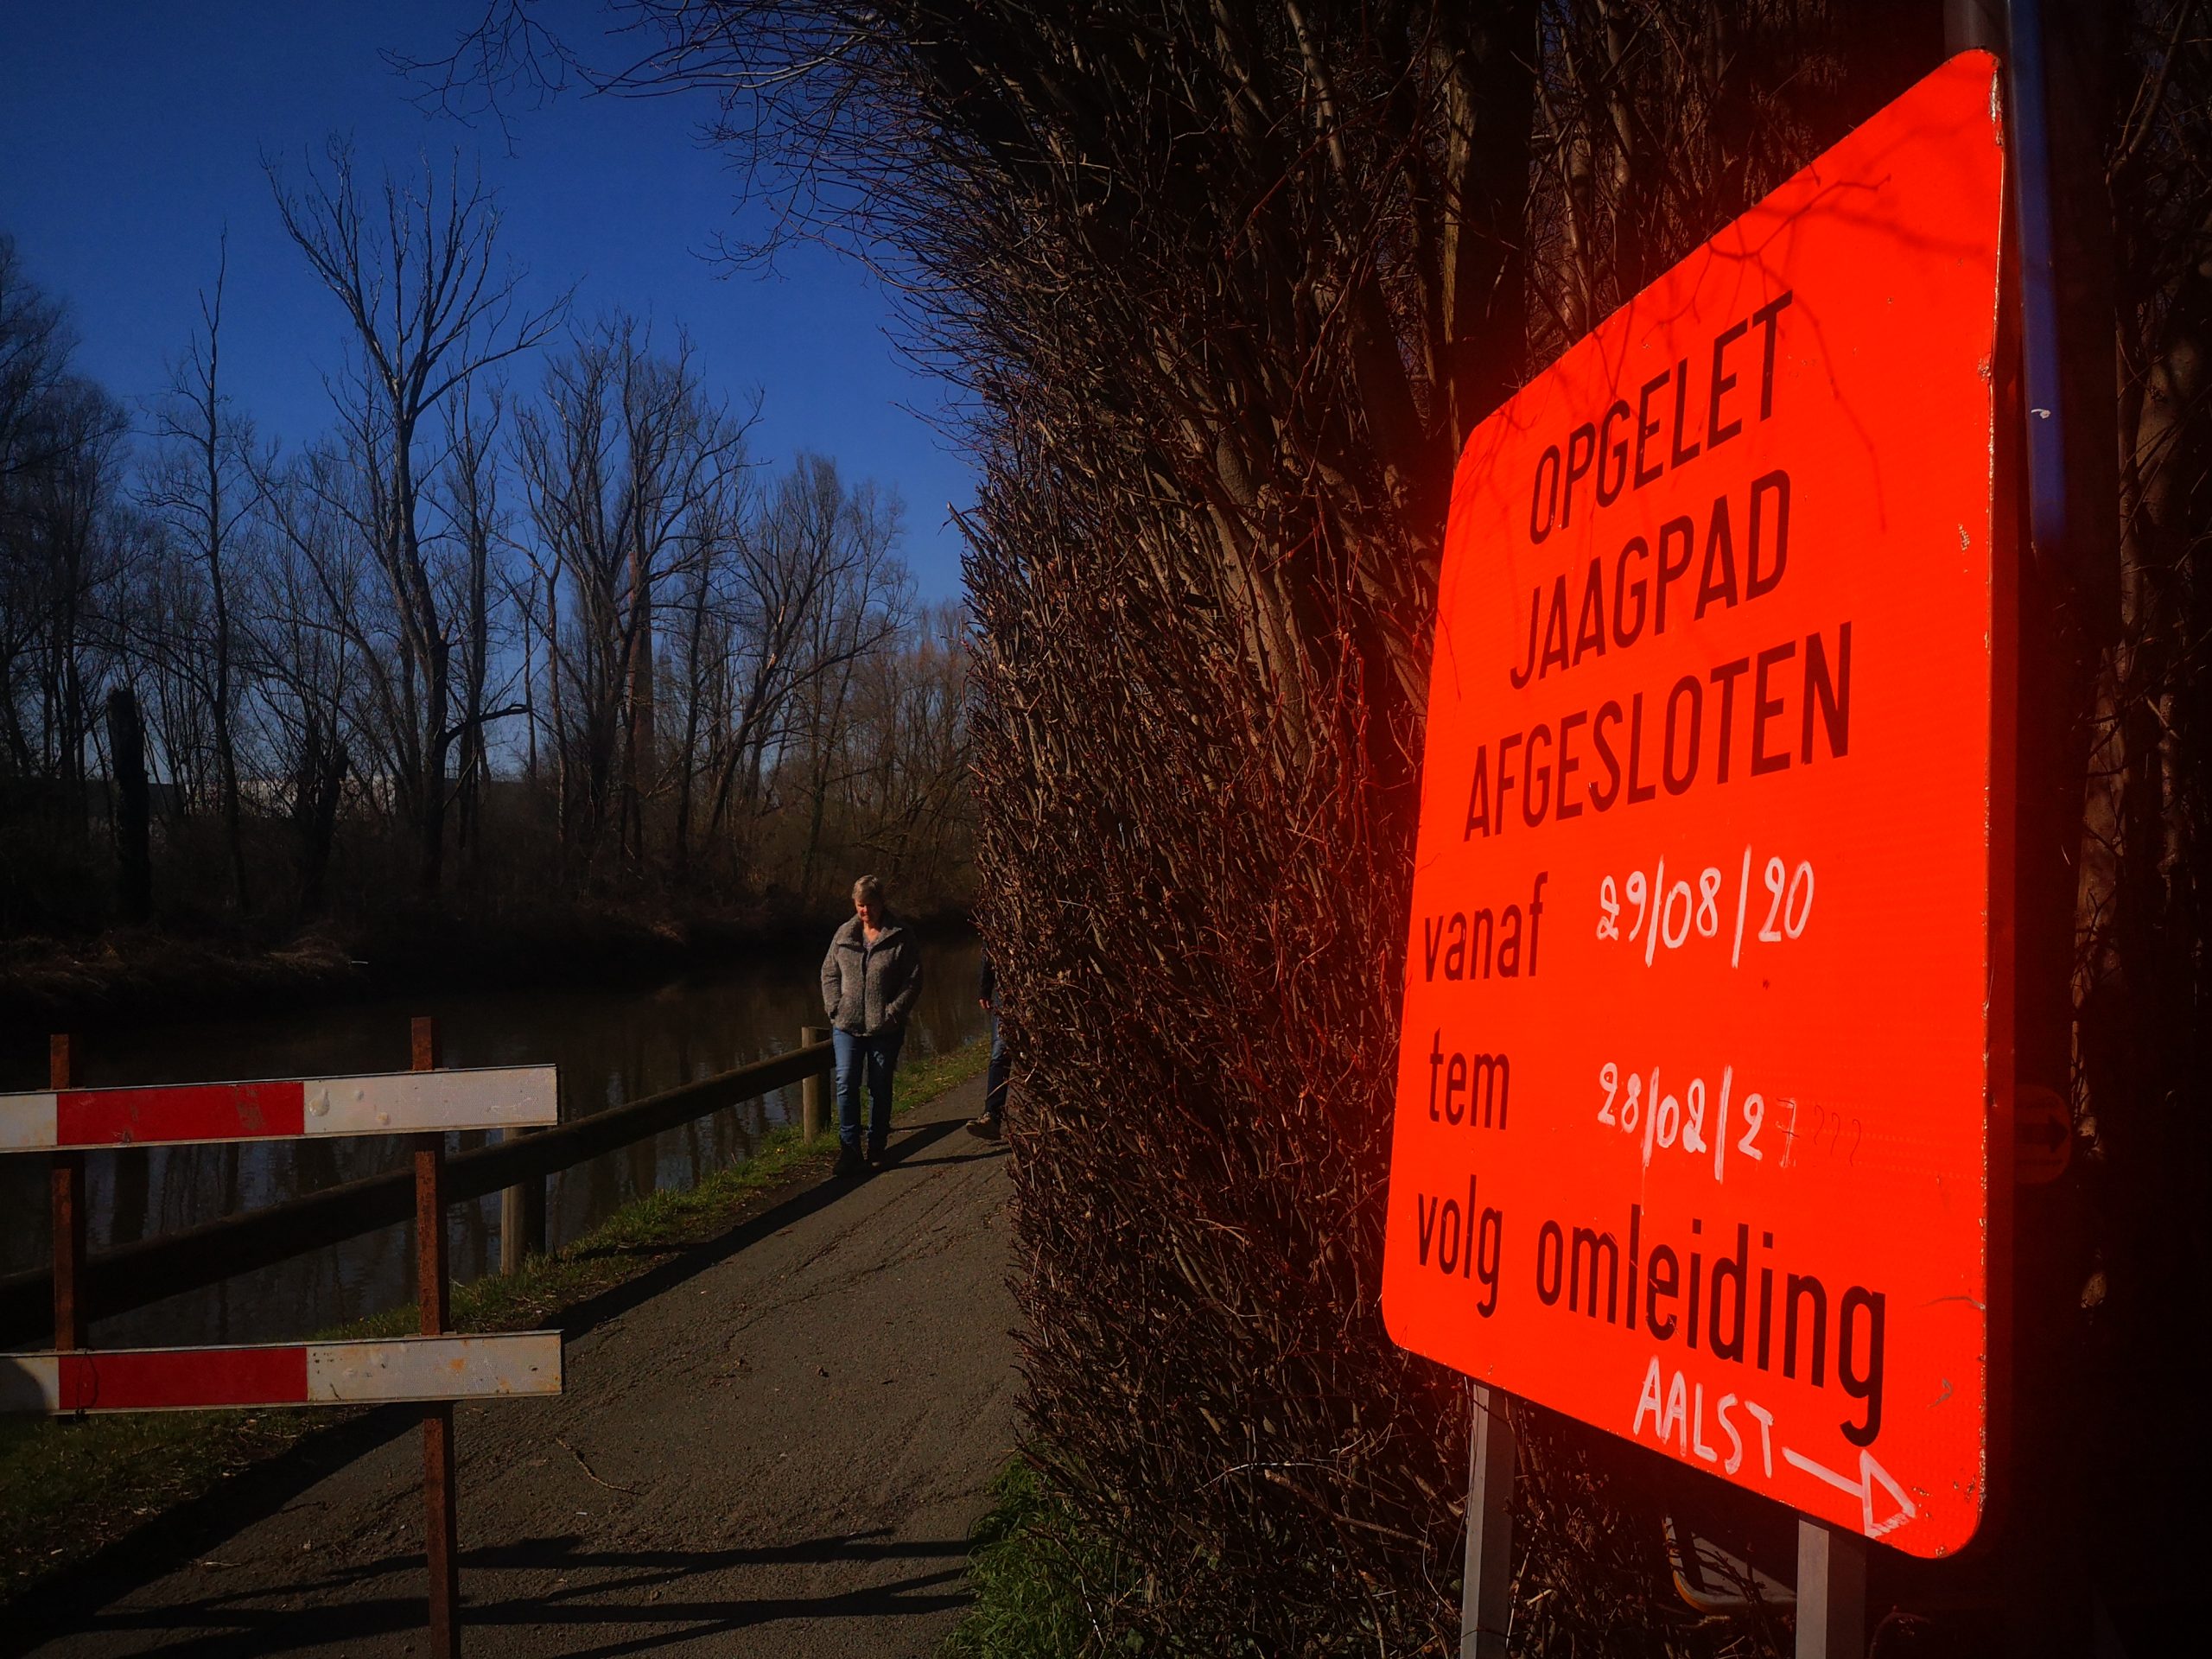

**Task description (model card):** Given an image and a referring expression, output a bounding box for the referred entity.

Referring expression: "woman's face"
[855,893,883,929]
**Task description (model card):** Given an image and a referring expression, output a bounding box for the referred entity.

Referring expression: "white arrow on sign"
[1782,1445,1918,1539]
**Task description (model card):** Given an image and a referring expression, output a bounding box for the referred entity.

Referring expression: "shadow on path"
[48,1540,972,1659]
[3,1113,972,1659]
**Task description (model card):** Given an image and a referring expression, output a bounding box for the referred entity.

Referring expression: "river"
[0,931,985,1351]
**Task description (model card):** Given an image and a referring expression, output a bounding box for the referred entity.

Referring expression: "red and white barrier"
[0,1065,558,1152]
[0,1331,562,1414]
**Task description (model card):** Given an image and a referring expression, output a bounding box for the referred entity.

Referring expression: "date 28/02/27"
[1595,1060,1862,1185]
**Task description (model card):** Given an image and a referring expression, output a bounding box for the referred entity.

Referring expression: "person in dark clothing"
[970,950,1009,1138]
[820,874,923,1175]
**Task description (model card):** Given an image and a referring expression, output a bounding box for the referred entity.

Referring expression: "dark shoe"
[833,1143,864,1179]
[865,1136,888,1171]
[966,1114,1002,1140]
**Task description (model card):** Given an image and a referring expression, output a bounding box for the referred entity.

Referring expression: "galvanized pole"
[1459,1383,1515,1659]
[412,1016,461,1657]
[1794,1519,1866,1659]
[1999,0,2067,578]
[1993,3,2102,1655]
[48,1034,86,1352]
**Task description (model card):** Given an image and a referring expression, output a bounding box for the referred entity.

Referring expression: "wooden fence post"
[49,1034,86,1354]
[800,1027,829,1141]
[499,1130,546,1276]
[412,1016,461,1657]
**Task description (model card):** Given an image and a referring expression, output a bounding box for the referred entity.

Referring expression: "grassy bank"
[0,1037,988,1604]
[940,1454,1148,1659]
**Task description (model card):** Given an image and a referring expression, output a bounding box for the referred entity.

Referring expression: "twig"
[555,1435,641,1496]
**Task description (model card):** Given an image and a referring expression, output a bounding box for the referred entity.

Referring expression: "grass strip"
[1,1036,988,1603]
[940,1453,1149,1658]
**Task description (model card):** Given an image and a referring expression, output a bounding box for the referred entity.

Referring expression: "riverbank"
[0,1038,990,1612]
[0,901,980,1032]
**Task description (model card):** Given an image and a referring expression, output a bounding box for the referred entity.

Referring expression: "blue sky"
[0,2,977,603]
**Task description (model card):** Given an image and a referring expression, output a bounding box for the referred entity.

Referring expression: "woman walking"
[820,874,923,1176]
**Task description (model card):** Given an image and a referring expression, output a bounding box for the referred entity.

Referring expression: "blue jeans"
[833,1027,904,1147]
[983,1011,1010,1122]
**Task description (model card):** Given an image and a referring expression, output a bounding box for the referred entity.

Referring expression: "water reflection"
[0,932,984,1350]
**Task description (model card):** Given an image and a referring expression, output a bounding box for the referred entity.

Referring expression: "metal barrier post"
[801,1027,829,1140]
[49,1034,86,1352]
[412,1015,461,1657]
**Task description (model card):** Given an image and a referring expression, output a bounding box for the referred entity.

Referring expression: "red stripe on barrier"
[54,1081,306,1147]
[56,1344,309,1411]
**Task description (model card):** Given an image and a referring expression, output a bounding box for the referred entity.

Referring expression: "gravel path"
[18,1074,1017,1659]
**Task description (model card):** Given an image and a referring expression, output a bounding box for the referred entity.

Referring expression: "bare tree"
[140,235,257,907]
[513,315,749,864]
[0,238,117,823]
[2,373,128,839]
[836,597,969,895]
[250,456,363,918]
[433,385,510,866]
[755,456,908,904]
[269,140,565,893]
[0,235,73,489]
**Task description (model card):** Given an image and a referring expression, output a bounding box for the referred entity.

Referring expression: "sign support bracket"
[1458,1382,1515,1659]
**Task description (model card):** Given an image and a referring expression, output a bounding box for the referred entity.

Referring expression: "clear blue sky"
[0,1,976,602]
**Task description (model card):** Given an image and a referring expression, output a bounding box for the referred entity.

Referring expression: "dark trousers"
[983,1011,1010,1122]
[832,1027,903,1147]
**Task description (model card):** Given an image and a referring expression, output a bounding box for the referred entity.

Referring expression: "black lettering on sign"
[1519,293,1795,528]
[1419,876,1547,977]
[1532,1211,1891,1449]
[1413,1175,1503,1316]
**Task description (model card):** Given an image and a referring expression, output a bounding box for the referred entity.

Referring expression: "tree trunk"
[295,705,347,920]
[625,531,655,861]
[106,685,153,925]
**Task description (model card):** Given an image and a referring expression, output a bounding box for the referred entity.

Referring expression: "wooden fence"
[0,1035,836,1349]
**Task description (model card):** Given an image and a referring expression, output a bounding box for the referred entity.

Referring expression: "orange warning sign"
[1382,53,2009,1559]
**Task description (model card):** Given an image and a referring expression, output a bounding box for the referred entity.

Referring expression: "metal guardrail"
[0,1039,833,1349]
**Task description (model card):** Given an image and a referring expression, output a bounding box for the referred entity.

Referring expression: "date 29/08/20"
[1597,849,1815,968]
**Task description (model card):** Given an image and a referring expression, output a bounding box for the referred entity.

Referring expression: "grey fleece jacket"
[820,915,923,1038]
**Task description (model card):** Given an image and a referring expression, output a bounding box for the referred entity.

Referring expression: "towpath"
[16,1074,1017,1658]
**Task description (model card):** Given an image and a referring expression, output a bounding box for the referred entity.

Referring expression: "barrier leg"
[49,1034,86,1352]
[413,1016,460,1657]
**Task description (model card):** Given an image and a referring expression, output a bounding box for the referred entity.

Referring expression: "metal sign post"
[1458,1383,1516,1659]
[1795,1520,1866,1659]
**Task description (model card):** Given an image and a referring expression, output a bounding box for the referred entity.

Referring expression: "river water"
[0,932,985,1351]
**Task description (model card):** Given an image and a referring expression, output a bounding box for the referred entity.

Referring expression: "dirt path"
[18,1076,1017,1659]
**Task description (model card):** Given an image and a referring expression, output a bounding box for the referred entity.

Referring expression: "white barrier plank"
[0,1332,563,1413]
[0,1065,558,1151]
